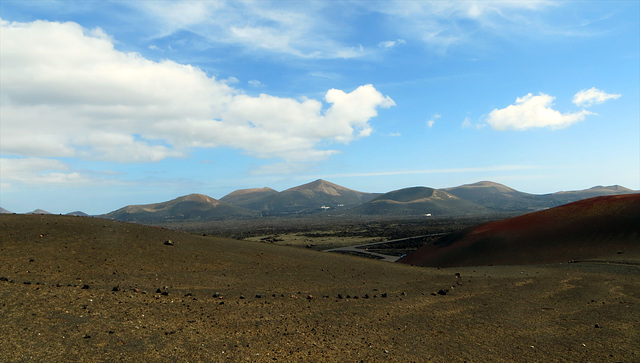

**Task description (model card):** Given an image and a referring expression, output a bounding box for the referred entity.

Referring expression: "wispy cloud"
[378,39,405,48]
[248,80,264,88]
[129,1,371,59]
[427,113,440,128]
[363,1,585,53]
[120,0,581,59]
[0,157,93,187]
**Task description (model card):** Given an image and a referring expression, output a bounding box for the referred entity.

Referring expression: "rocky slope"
[398,194,640,267]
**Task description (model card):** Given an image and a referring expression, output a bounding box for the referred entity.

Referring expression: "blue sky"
[1,0,638,214]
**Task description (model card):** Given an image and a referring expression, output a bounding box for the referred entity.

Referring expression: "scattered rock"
[381,293,387,298]
[213,292,220,298]
[164,240,174,246]
[83,334,91,339]
[437,289,448,295]
[0,277,8,282]
[112,286,120,292]
[255,294,262,298]
[595,324,601,328]
[337,294,343,299]
[306,295,314,300]
[81,284,90,289]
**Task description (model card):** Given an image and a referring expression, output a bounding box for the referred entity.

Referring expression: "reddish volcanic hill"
[398,194,640,267]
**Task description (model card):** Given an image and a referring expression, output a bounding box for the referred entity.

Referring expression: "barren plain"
[1,214,639,362]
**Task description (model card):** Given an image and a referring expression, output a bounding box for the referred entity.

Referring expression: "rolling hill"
[398,194,640,267]
[102,193,257,222]
[27,209,51,214]
[219,187,278,210]
[65,211,89,217]
[443,181,549,211]
[350,186,489,216]
[540,185,635,207]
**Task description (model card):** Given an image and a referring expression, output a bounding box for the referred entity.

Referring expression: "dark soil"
[1,214,639,362]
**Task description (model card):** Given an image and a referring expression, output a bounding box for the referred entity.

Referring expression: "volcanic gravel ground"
[1,215,639,361]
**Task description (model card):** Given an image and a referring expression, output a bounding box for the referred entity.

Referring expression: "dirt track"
[1,214,639,362]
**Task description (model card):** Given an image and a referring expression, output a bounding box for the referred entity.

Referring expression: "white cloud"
[572,87,621,107]
[0,20,394,167]
[248,80,264,88]
[427,113,440,128]
[461,116,484,129]
[487,93,593,131]
[223,76,239,85]
[0,157,92,186]
[378,39,406,48]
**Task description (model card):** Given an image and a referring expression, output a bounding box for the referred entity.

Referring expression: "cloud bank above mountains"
[0,19,394,166]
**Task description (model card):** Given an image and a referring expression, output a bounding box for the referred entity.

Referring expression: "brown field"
[1,213,639,362]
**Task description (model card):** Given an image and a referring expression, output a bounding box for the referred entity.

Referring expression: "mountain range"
[2,179,634,222]
[98,179,635,223]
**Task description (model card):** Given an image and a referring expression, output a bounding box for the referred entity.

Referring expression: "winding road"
[324,233,448,262]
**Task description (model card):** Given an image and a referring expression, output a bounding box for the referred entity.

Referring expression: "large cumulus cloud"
[0,19,394,166]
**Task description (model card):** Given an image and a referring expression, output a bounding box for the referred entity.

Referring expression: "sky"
[1,0,638,215]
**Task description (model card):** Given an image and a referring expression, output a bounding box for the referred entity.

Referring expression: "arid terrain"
[1,210,639,362]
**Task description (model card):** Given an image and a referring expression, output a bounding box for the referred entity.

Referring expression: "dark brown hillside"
[399,194,640,267]
[1,214,639,361]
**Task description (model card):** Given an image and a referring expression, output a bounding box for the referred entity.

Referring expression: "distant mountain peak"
[587,185,631,192]
[66,211,88,216]
[176,193,219,204]
[454,181,518,192]
[28,209,51,214]
[286,179,355,194]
